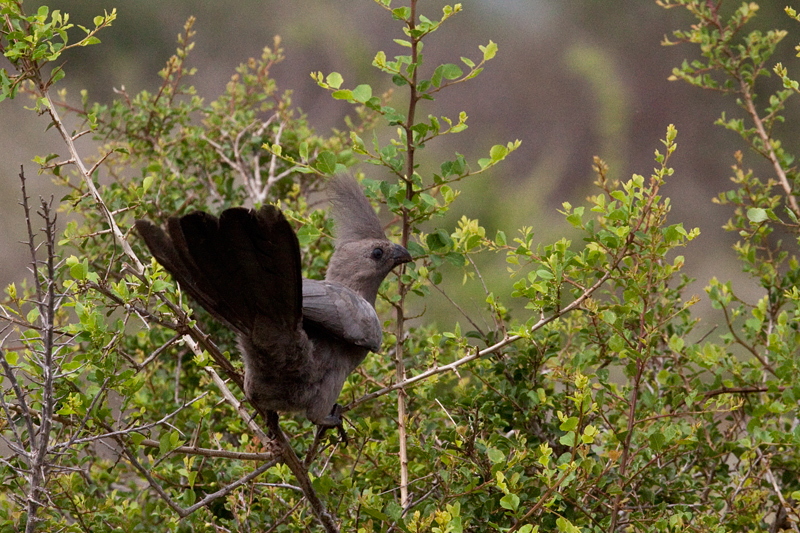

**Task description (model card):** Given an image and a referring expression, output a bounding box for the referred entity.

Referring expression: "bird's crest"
[329,175,386,243]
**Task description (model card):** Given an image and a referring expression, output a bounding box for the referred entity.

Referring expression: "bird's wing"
[302,279,383,352]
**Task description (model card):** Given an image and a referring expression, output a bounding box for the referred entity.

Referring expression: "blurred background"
[2,0,798,330]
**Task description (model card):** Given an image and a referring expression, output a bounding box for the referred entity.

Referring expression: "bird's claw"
[316,403,349,446]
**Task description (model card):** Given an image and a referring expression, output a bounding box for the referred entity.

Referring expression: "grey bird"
[134,176,412,434]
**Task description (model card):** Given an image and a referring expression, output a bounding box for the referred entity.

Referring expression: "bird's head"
[325,176,413,304]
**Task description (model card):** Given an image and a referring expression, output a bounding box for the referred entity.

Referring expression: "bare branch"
[41,91,145,273]
[738,77,800,217]
[347,267,613,411]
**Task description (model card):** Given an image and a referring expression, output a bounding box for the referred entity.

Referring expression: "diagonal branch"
[346,267,614,412]
[739,77,800,217]
[41,91,145,274]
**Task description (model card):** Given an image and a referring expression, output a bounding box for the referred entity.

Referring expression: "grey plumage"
[135,175,412,429]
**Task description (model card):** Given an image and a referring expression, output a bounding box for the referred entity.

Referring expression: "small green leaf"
[601,310,617,325]
[746,207,768,223]
[559,416,579,432]
[352,84,373,103]
[296,225,321,246]
[315,151,337,174]
[480,40,498,61]
[4,351,18,366]
[490,144,508,162]
[392,7,410,20]
[500,493,520,511]
[487,448,505,463]
[426,229,454,252]
[362,505,391,521]
[326,72,343,89]
[312,474,335,495]
[441,63,463,80]
[331,89,354,101]
[70,258,88,280]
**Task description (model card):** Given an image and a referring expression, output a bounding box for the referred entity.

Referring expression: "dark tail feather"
[134,205,302,335]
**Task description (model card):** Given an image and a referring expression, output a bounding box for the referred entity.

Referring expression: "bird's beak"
[392,244,413,267]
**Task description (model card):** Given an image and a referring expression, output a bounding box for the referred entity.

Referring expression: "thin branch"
[51,393,208,449]
[117,434,277,518]
[428,281,485,337]
[738,77,800,217]
[346,267,613,411]
[42,91,145,274]
[265,411,340,533]
[204,366,269,444]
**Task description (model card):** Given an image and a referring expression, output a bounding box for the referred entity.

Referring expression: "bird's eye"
[371,248,384,260]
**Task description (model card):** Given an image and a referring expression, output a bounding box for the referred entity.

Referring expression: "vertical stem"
[395,0,419,510]
[609,356,644,532]
[25,199,57,533]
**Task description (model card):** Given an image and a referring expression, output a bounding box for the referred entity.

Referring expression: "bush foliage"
[1,0,798,531]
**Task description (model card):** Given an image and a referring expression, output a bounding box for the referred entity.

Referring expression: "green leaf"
[601,310,617,325]
[312,474,335,495]
[490,144,508,162]
[426,229,454,252]
[559,416,579,432]
[296,224,321,246]
[500,493,520,511]
[432,64,463,87]
[352,84,373,103]
[4,351,18,366]
[431,66,443,88]
[362,505,391,521]
[407,241,426,257]
[486,447,505,463]
[326,72,343,89]
[746,207,768,223]
[331,89,354,101]
[129,433,145,447]
[480,40,498,61]
[70,258,88,280]
[315,151,337,174]
[299,142,309,161]
[159,432,172,456]
[441,63,463,80]
[392,7,411,20]
[80,36,101,46]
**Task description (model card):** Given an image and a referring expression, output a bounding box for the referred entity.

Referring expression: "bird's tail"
[134,206,303,337]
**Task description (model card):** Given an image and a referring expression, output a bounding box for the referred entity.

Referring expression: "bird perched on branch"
[135,176,412,436]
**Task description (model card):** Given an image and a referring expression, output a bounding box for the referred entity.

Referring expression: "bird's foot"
[316,403,349,446]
